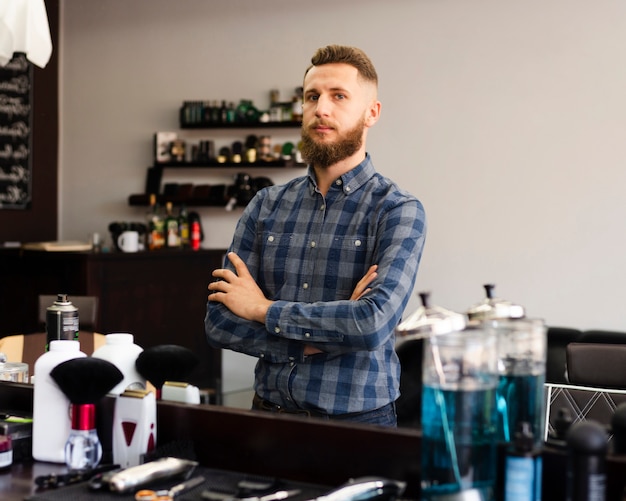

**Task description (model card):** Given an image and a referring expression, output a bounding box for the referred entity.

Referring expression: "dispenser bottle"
[566,420,607,501]
[32,340,86,462]
[91,333,145,394]
[504,422,542,501]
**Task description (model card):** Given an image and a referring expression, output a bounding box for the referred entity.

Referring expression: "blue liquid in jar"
[496,370,546,446]
[421,384,498,500]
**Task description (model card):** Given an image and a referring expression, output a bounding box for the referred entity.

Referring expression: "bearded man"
[205,45,426,427]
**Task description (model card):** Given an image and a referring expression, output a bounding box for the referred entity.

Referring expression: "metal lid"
[466,284,525,321]
[396,292,467,338]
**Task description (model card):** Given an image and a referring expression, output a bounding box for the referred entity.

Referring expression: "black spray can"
[45,294,79,349]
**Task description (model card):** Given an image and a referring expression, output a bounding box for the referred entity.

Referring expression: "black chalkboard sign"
[0,53,32,210]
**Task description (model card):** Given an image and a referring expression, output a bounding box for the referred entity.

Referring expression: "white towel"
[0,0,52,68]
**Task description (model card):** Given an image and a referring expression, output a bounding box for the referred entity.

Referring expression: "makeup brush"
[50,357,124,471]
[135,344,199,399]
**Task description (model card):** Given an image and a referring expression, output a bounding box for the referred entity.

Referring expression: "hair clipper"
[113,388,157,468]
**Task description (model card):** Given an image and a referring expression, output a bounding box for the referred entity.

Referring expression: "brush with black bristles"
[135,344,199,399]
[50,357,123,471]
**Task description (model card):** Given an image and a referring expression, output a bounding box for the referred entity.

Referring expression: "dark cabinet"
[0,248,225,398]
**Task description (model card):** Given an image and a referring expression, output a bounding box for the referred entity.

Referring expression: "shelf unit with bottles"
[128,120,306,208]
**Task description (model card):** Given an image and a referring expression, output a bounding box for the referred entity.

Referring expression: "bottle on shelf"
[203,100,213,124]
[292,86,303,122]
[191,220,201,251]
[210,100,220,123]
[219,100,228,123]
[165,201,181,248]
[189,211,202,251]
[146,194,165,250]
[178,204,190,248]
[226,102,236,123]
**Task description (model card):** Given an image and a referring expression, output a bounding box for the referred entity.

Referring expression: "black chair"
[546,326,582,384]
[566,342,626,389]
[578,329,626,344]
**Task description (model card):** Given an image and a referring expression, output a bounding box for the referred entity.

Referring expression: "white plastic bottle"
[32,340,86,463]
[91,333,145,394]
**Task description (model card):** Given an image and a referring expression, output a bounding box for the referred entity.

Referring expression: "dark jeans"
[252,394,397,428]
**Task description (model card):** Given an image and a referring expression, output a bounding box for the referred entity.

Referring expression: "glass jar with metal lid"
[467,284,547,449]
[398,292,498,501]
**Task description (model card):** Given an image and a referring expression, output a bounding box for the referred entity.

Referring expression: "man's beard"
[300,119,365,169]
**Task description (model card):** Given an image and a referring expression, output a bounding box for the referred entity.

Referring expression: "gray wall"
[59,0,626,337]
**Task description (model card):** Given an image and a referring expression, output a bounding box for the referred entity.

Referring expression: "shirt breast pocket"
[323,235,375,298]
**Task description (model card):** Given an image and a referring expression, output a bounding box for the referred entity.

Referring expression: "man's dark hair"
[305,45,378,86]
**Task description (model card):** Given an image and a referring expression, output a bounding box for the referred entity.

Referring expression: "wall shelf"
[180,120,302,129]
[128,193,237,207]
[153,159,305,169]
[129,110,304,208]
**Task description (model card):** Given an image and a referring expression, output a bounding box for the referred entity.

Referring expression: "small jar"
[0,435,13,469]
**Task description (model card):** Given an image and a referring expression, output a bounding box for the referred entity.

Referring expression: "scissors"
[135,475,205,501]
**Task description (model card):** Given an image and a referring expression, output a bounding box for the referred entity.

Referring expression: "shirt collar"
[307,153,375,195]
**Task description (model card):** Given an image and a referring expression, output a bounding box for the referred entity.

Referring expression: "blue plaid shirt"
[205,154,426,414]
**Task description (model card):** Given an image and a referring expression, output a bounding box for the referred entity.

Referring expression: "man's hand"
[350,264,378,300]
[208,252,273,323]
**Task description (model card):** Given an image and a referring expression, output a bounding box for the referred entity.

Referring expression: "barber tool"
[202,489,302,501]
[90,456,198,493]
[396,293,484,499]
[311,477,406,501]
[113,388,157,468]
[135,345,199,399]
[35,463,120,489]
[134,475,205,500]
[236,477,280,493]
[49,357,123,471]
[161,381,201,404]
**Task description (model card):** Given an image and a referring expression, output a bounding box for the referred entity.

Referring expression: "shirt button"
[345,186,351,192]
[267,235,275,242]
[290,362,295,367]
[305,332,311,338]
[320,205,325,211]
[274,326,281,333]
[355,240,362,247]
[310,241,316,248]
[335,179,342,186]
[259,353,265,358]
[303,283,309,289]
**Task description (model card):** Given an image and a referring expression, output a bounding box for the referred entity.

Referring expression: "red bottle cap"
[70,403,96,430]
[0,435,11,453]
